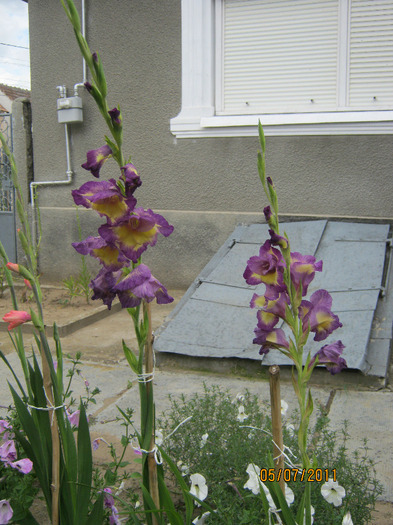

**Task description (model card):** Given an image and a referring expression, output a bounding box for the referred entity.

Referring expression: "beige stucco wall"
[27,0,393,287]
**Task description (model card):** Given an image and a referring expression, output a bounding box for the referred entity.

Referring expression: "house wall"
[27,0,393,287]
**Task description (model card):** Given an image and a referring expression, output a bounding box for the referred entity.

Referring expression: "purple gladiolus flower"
[81,145,112,178]
[72,236,128,271]
[115,264,173,308]
[108,107,121,126]
[244,241,286,296]
[0,500,13,525]
[72,179,136,222]
[251,291,289,318]
[263,206,272,223]
[99,207,174,263]
[90,269,121,310]
[302,289,342,342]
[253,326,289,355]
[290,252,323,297]
[269,230,289,250]
[10,458,33,474]
[309,341,347,375]
[120,163,142,196]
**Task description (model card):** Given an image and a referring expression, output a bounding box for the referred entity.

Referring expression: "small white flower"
[155,429,164,446]
[190,473,208,506]
[192,512,211,524]
[135,500,140,509]
[177,460,190,476]
[244,463,261,495]
[321,479,346,507]
[237,405,249,422]
[281,400,289,417]
[235,393,245,403]
[200,433,209,448]
[342,511,353,525]
[115,481,125,496]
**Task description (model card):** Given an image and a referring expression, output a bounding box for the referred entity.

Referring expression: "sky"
[0,0,30,90]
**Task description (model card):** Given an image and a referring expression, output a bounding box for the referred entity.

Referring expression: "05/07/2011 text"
[260,468,337,483]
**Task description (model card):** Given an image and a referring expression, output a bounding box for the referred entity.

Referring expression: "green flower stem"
[257,122,314,474]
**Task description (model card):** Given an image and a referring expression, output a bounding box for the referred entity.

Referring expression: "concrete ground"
[0,290,392,523]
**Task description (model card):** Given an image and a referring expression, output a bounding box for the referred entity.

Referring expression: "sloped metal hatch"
[154,221,393,380]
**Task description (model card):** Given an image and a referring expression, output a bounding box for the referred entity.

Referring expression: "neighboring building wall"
[28,0,393,287]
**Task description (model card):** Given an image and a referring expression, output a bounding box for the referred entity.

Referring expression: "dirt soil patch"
[0,283,113,329]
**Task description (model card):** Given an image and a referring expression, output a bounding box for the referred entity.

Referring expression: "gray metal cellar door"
[0,113,16,263]
[154,221,393,380]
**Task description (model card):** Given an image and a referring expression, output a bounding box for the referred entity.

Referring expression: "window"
[170,0,393,137]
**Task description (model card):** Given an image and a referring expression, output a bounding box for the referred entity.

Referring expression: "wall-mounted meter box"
[57,96,83,123]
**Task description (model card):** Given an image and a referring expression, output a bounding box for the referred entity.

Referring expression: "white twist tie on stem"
[27,391,65,426]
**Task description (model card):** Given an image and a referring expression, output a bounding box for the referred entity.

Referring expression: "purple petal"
[0,500,13,524]
[10,458,33,474]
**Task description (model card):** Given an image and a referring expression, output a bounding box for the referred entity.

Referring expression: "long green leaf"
[9,383,52,510]
[85,493,105,525]
[0,350,26,398]
[14,509,40,525]
[75,402,93,524]
[159,447,215,521]
[156,465,183,525]
[141,485,164,525]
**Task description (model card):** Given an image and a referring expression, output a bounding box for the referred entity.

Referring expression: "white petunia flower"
[321,479,346,507]
[237,405,249,422]
[281,400,289,417]
[200,433,209,448]
[190,473,208,506]
[155,429,164,446]
[342,511,353,525]
[244,463,261,495]
[192,512,211,524]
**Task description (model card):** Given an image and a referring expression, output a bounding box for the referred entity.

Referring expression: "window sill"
[170,111,393,138]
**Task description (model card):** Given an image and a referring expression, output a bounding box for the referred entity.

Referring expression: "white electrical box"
[57,96,83,123]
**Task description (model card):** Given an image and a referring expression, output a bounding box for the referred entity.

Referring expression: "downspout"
[30,0,86,246]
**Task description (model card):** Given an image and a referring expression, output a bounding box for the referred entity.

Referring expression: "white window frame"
[170,0,393,138]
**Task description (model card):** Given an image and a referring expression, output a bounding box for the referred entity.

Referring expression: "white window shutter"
[349,0,393,108]
[221,0,340,114]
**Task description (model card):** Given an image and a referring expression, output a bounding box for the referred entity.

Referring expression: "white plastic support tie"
[27,393,65,426]
[131,416,192,466]
[136,371,155,383]
[165,416,193,441]
[137,348,156,383]
[136,444,163,465]
[272,440,298,470]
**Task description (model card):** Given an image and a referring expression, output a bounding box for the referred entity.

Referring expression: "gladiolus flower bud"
[6,262,19,274]
[2,311,32,331]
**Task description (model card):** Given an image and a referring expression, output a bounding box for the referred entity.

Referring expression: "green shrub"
[158,384,382,524]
